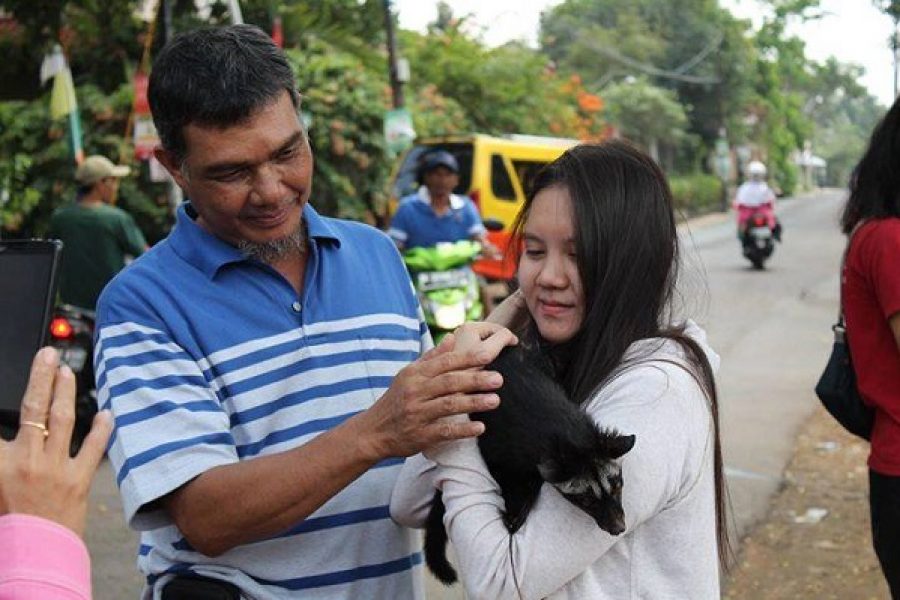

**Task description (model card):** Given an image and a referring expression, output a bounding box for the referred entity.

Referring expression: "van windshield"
[511,159,550,197]
[392,143,474,200]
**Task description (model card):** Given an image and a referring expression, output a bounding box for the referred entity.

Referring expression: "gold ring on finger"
[20,420,49,439]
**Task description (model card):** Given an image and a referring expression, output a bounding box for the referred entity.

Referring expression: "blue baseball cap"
[420,150,459,174]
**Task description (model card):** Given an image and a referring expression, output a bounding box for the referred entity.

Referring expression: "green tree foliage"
[0,150,40,232]
[601,78,691,163]
[874,0,900,19]
[748,0,829,194]
[399,15,604,140]
[540,0,882,196]
[285,39,392,223]
[0,0,178,240]
[399,28,547,134]
[0,81,171,240]
[674,10,756,150]
[0,0,144,98]
[541,2,666,86]
[0,0,889,237]
[0,0,395,236]
[241,0,385,70]
[804,59,883,187]
[540,0,756,156]
[873,0,900,101]
[407,84,473,138]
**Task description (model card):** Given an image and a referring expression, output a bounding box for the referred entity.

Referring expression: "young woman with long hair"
[392,140,730,599]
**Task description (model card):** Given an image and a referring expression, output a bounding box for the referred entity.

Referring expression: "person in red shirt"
[841,96,900,598]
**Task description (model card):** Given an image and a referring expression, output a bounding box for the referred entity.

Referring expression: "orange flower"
[577,92,603,113]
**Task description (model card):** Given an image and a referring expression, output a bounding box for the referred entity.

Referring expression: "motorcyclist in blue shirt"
[388,150,498,256]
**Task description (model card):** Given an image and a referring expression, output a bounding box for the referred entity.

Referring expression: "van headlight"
[432,303,467,330]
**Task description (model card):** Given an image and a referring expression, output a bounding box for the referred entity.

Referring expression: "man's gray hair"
[148,24,299,162]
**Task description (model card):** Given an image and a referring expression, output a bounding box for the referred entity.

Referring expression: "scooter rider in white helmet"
[734,160,782,241]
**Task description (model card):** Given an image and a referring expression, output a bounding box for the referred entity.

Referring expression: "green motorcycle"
[402,240,484,343]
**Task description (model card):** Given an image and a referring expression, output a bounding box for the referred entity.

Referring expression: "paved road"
[690,189,845,542]
[84,189,847,599]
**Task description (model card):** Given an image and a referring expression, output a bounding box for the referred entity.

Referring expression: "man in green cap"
[48,155,148,310]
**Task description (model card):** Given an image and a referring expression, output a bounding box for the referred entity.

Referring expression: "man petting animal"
[93,24,515,600]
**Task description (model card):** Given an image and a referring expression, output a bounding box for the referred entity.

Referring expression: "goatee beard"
[238,221,308,264]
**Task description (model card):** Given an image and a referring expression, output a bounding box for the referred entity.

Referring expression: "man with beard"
[93,25,513,599]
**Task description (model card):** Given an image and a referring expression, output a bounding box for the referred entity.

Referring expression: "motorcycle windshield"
[403,241,482,271]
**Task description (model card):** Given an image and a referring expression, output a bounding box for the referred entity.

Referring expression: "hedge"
[668,173,724,216]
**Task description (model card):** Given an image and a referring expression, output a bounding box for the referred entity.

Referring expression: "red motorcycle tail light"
[49,317,74,339]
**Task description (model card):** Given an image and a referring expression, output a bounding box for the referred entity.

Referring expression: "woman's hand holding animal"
[0,347,113,537]
[452,321,519,357]
[359,323,517,459]
[486,289,529,334]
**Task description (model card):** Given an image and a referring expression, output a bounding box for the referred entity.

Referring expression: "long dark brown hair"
[510,140,732,568]
[842,95,900,234]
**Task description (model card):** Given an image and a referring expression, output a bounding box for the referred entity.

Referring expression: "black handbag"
[815,228,874,440]
[815,319,874,440]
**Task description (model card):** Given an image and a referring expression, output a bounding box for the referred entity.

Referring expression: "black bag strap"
[836,221,867,340]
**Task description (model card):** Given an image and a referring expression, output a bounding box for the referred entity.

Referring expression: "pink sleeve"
[0,514,91,600]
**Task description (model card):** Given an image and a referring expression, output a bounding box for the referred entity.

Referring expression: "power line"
[673,31,724,75]
[587,37,721,85]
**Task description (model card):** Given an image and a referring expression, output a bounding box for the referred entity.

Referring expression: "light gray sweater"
[390,321,721,600]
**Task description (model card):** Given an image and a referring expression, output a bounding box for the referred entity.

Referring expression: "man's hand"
[480,239,502,261]
[357,323,516,459]
[0,347,113,537]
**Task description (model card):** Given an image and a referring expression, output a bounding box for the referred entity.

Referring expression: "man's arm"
[387,203,410,251]
[163,326,515,556]
[119,214,149,256]
[473,230,501,260]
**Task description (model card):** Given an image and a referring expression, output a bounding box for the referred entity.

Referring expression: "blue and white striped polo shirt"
[95,202,430,599]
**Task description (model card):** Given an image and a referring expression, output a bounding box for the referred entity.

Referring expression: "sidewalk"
[723,406,889,599]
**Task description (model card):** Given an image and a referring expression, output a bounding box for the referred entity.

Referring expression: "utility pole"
[163,0,173,42]
[226,0,244,25]
[383,0,404,109]
[877,1,900,97]
[162,0,183,214]
[891,14,900,99]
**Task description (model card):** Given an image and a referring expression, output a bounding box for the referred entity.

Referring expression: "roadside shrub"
[669,173,724,215]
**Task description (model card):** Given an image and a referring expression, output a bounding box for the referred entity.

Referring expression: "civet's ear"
[537,455,568,483]
[607,434,636,459]
[537,434,583,483]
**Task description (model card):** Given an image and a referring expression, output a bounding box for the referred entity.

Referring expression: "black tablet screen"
[0,240,62,415]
